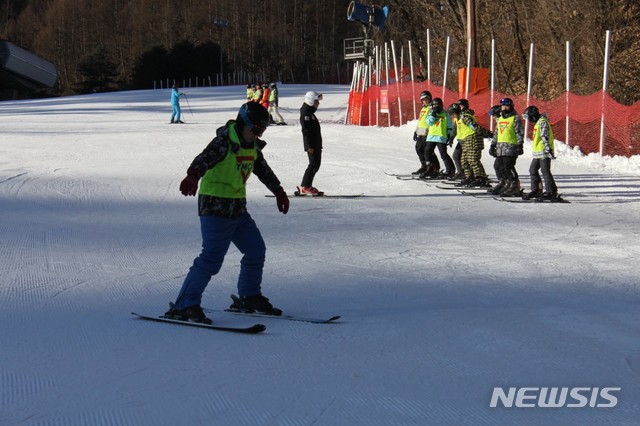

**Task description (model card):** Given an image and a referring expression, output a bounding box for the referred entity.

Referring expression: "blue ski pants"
[174,213,266,309]
[170,103,181,122]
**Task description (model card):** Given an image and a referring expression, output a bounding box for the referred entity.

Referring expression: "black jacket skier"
[300,101,322,152]
[299,91,323,193]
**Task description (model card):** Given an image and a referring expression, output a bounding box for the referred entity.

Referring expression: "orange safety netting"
[347,81,640,157]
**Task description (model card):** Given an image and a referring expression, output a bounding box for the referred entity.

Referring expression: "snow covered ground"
[1,84,639,425]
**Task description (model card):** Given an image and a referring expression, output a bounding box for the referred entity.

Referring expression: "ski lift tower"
[344,2,389,61]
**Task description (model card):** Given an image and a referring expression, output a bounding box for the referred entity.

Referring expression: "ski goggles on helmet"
[500,98,513,106]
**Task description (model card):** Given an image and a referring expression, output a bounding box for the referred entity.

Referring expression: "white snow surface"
[1,85,640,426]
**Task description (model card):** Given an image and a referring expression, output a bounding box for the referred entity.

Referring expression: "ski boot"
[469,177,491,188]
[500,180,522,197]
[522,181,543,200]
[412,165,426,175]
[299,186,323,196]
[163,303,212,324]
[522,189,543,200]
[490,179,506,195]
[229,294,283,316]
[540,192,561,201]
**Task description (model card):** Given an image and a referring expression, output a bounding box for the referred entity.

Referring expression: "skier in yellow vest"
[522,105,560,200]
[488,98,524,196]
[252,84,262,102]
[164,102,290,324]
[423,97,455,179]
[268,82,286,125]
[412,90,432,175]
[448,101,490,187]
[246,83,254,102]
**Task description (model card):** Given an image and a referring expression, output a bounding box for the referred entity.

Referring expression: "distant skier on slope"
[169,84,185,124]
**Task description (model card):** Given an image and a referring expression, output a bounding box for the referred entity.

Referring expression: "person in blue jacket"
[170,85,185,124]
[422,97,455,178]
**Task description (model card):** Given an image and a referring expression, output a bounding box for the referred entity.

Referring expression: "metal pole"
[525,43,535,138]
[385,43,391,127]
[599,30,611,156]
[409,41,417,120]
[427,29,431,89]
[376,45,380,126]
[391,40,402,126]
[566,41,571,147]
[490,39,495,131]
[442,36,450,101]
[369,55,373,126]
[465,38,472,98]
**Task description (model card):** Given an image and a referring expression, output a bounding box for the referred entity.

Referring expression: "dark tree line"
[1,0,638,104]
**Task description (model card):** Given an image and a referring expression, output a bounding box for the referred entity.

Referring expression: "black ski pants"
[301,149,322,188]
[493,156,519,182]
[425,142,454,174]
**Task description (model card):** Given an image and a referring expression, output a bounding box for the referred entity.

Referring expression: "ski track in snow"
[1,85,639,425]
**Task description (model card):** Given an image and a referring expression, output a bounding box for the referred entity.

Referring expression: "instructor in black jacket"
[299,91,323,195]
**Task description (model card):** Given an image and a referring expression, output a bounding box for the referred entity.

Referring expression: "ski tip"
[327,315,341,322]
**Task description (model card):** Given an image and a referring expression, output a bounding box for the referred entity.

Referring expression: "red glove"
[275,189,289,214]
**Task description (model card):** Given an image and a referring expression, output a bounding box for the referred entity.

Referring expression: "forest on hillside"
[1,0,638,104]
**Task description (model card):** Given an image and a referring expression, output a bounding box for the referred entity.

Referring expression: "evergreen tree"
[76,45,119,94]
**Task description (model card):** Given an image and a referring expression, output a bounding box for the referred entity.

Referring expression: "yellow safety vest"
[496,116,518,145]
[199,123,256,199]
[416,105,431,135]
[532,116,555,153]
[456,112,476,140]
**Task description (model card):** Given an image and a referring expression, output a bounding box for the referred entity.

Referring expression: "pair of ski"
[435,183,492,191]
[457,189,569,203]
[132,300,340,334]
[292,186,363,198]
[386,172,437,182]
[264,187,363,199]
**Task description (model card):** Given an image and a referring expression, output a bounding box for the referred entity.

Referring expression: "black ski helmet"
[237,102,270,135]
[457,99,469,110]
[448,103,461,116]
[500,97,514,107]
[523,105,540,123]
[499,98,514,117]
[430,98,444,114]
[489,105,501,117]
[420,90,432,102]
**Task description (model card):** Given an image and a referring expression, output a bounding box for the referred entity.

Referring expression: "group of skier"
[413,92,559,201]
[247,82,286,125]
[162,84,559,326]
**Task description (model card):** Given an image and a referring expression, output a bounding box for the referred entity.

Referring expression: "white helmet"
[304,91,323,106]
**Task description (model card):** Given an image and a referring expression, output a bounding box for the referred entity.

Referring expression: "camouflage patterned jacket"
[187,121,283,218]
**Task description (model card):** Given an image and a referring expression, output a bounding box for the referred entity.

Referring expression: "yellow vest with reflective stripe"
[532,116,554,153]
[428,112,448,138]
[496,115,518,144]
[416,105,430,135]
[199,124,256,199]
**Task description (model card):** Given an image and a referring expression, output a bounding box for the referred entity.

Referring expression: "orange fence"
[347,81,640,157]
